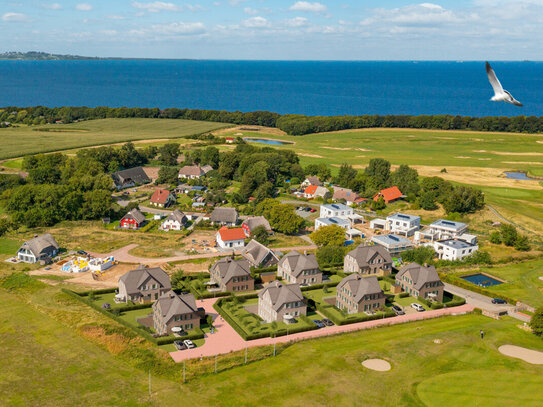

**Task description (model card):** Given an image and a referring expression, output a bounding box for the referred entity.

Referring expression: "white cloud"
[132,1,181,12]
[42,3,62,10]
[242,16,271,28]
[76,3,93,11]
[284,17,308,27]
[132,21,206,36]
[100,29,118,35]
[244,7,258,15]
[289,1,327,13]
[106,15,126,20]
[2,12,30,21]
[229,0,249,6]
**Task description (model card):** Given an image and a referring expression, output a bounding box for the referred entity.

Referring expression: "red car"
[309,208,316,213]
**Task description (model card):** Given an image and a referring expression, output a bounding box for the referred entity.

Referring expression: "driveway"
[169,300,473,362]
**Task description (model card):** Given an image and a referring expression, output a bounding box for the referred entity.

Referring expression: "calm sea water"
[1,60,542,116]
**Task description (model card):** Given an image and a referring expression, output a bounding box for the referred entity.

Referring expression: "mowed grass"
[2,279,543,407]
[0,118,231,159]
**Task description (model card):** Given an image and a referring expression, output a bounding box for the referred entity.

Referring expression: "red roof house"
[216,226,246,249]
[373,186,403,204]
[150,189,176,208]
[225,137,235,143]
[303,185,318,198]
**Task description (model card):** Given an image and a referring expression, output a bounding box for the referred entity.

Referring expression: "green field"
[2,283,543,407]
[0,118,231,160]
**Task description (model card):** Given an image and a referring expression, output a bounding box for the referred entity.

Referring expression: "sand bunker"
[492,151,543,156]
[537,141,543,144]
[478,158,491,161]
[234,132,243,136]
[357,148,371,152]
[362,359,391,371]
[321,147,353,151]
[501,161,543,165]
[499,345,543,365]
[455,156,471,159]
[298,153,324,158]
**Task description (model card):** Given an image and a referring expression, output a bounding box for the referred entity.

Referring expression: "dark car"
[304,207,312,212]
[173,340,186,351]
[321,318,334,326]
[77,250,87,256]
[313,319,325,328]
[491,298,507,304]
[391,304,405,315]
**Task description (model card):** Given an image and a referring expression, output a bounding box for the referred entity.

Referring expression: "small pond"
[504,172,538,181]
[244,138,292,145]
[461,273,503,287]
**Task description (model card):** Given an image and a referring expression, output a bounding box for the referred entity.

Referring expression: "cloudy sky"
[1,1,543,59]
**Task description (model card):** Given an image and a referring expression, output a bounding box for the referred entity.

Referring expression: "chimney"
[423,263,428,267]
[304,250,307,255]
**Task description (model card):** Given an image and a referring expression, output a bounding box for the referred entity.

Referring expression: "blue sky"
[1,1,543,59]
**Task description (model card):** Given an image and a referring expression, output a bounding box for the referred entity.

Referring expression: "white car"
[411,303,425,312]
[183,339,196,349]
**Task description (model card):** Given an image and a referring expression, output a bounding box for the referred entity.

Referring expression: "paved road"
[170,301,474,362]
[90,243,317,265]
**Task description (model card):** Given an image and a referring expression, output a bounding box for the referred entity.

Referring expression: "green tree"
[201,146,220,168]
[310,225,346,247]
[391,164,420,196]
[442,186,484,214]
[159,143,180,166]
[316,245,345,266]
[252,225,270,245]
[268,204,304,235]
[371,196,386,210]
[514,235,531,252]
[365,158,391,189]
[402,246,436,265]
[335,164,358,188]
[530,306,543,338]
[171,270,185,289]
[489,231,502,244]
[500,224,518,246]
[420,191,438,210]
[157,166,179,186]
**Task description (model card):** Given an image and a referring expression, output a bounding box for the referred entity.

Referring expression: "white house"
[433,239,478,261]
[160,210,188,231]
[216,227,246,249]
[319,203,353,219]
[371,234,414,256]
[17,234,59,264]
[415,219,469,242]
[315,217,350,231]
[385,213,421,237]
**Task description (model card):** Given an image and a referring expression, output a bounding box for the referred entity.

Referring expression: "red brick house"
[120,208,146,229]
[150,189,176,208]
[373,186,403,204]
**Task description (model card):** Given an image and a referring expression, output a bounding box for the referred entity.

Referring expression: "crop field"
[0,118,231,160]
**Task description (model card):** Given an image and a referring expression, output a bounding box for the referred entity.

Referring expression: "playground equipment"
[62,256,115,273]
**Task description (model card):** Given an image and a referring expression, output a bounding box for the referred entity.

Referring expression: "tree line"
[1,106,542,135]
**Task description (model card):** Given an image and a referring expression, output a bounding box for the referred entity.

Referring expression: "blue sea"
[1,60,542,116]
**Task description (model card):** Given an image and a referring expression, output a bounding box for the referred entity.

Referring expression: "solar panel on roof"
[442,221,456,226]
[398,214,409,219]
[389,235,399,241]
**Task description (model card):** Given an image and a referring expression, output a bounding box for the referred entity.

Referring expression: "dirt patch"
[362,359,391,371]
[213,125,286,137]
[492,151,543,156]
[501,161,543,166]
[357,148,371,152]
[498,345,543,365]
[321,147,354,151]
[455,156,471,159]
[536,141,543,144]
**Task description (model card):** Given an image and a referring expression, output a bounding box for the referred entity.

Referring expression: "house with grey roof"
[118,266,171,303]
[17,233,59,264]
[152,291,202,335]
[433,239,478,261]
[160,209,188,231]
[371,234,414,255]
[336,274,385,314]
[209,257,254,292]
[210,207,238,226]
[120,207,146,229]
[415,219,470,243]
[258,281,307,323]
[178,164,213,179]
[111,166,151,190]
[240,240,279,268]
[301,176,322,187]
[242,216,272,237]
[395,263,444,302]
[385,213,421,236]
[277,250,322,286]
[343,244,393,276]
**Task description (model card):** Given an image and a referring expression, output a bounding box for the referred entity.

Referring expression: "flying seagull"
[486,61,523,107]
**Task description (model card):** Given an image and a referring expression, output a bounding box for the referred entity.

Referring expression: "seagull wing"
[486,62,503,95]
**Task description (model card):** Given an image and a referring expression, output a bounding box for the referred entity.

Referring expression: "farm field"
[1,280,542,407]
[0,118,231,160]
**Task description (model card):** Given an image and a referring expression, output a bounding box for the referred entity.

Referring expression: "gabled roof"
[278,250,319,278]
[345,244,392,267]
[374,186,403,202]
[242,216,271,232]
[337,274,383,303]
[164,209,187,224]
[210,257,252,284]
[258,281,304,311]
[153,291,198,324]
[150,189,173,204]
[305,176,322,186]
[20,233,59,257]
[217,226,246,241]
[211,207,238,224]
[333,187,360,202]
[111,166,151,187]
[201,164,214,174]
[123,208,146,224]
[119,266,171,295]
[396,263,442,290]
[304,185,318,195]
[241,240,278,267]
[179,165,205,177]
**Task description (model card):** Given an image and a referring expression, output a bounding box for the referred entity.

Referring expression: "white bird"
[486,62,523,107]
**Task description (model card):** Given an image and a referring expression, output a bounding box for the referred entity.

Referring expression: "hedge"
[155,327,205,345]
[315,302,396,326]
[77,287,117,296]
[115,302,153,313]
[439,273,517,304]
[301,281,340,292]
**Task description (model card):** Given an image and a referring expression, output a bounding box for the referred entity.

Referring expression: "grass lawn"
[0,118,232,160]
[456,258,543,307]
[0,237,22,256]
[1,277,543,406]
[267,233,310,248]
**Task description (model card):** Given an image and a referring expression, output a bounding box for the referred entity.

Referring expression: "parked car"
[313,319,325,328]
[304,207,312,212]
[391,304,405,315]
[174,340,186,351]
[309,208,316,213]
[321,318,334,326]
[411,303,425,312]
[491,298,507,304]
[183,339,196,349]
[77,250,87,256]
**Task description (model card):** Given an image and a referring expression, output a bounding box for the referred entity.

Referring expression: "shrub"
[399,292,410,298]
[529,306,543,338]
